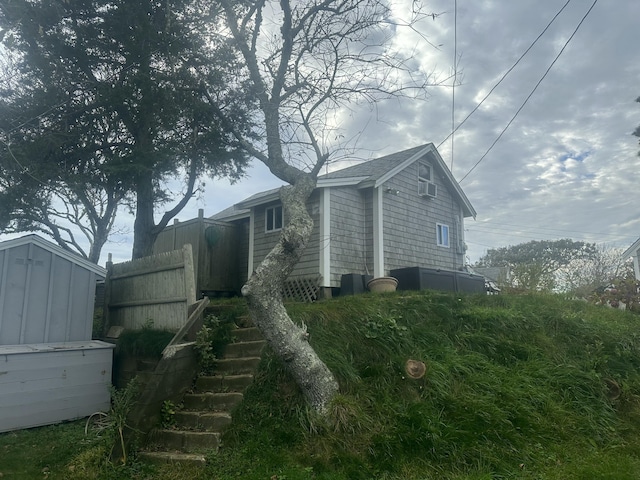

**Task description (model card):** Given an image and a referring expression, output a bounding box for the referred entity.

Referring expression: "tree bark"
[241,176,339,413]
[131,172,158,259]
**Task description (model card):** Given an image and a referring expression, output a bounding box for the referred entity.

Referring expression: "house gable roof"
[212,143,476,220]
[0,234,107,276]
[319,143,476,218]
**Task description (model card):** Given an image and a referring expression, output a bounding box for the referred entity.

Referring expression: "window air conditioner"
[419,181,437,198]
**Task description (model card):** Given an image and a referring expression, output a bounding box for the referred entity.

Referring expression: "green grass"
[3,291,640,479]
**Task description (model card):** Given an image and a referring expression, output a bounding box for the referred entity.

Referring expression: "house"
[0,234,114,432]
[208,143,477,298]
[622,237,640,281]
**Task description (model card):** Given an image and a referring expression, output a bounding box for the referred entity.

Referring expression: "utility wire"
[438,0,572,152]
[458,0,598,183]
[450,0,457,171]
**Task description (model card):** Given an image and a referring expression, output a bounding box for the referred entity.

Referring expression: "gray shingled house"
[207,143,476,298]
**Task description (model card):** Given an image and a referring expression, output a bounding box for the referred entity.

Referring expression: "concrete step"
[230,327,263,343]
[234,315,254,328]
[137,451,206,466]
[214,356,262,374]
[183,392,244,411]
[224,340,265,359]
[150,429,220,453]
[196,374,254,393]
[174,411,232,431]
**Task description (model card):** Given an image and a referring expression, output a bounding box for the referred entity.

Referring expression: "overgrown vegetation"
[116,322,175,359]
[3,291,640,479]
[194,314,235,375]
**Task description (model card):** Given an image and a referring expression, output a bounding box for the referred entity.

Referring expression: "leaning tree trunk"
[241,176,339,413]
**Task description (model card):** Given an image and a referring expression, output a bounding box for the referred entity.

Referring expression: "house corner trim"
[319,188,331,287]
[373,187,384,277]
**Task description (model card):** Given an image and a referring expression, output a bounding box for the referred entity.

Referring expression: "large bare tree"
[208,0,434,413]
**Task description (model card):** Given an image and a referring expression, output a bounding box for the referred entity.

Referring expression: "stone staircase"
[138,317,264,466]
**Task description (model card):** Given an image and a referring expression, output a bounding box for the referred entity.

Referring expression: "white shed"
[0,235,114,432]
[0,234,106,345]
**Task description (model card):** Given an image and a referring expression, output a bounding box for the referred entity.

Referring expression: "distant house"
[204,143,476,297]
[622,237,640,280]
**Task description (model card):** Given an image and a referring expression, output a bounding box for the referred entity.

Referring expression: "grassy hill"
[3,291,640,479]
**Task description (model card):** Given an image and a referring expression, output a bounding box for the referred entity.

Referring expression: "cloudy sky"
[3,0,640,267]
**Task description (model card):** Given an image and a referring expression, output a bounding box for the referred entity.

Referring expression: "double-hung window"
[265,205,283,232]
[436,223,449,247]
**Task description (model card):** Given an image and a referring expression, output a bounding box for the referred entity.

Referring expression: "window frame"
[436,223,450,248]
[418,161,432,182]
[265,205,283,233]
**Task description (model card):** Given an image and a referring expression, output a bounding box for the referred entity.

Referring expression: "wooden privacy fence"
[104,245,196,331]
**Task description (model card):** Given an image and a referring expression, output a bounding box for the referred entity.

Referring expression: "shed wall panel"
[0,239,102,346]
[0,341,114,433]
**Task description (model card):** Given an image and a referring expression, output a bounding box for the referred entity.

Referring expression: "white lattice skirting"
[281,275,322,303]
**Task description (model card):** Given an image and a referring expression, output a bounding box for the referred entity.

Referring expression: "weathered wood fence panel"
[153,210,240,295]
[105,245,196,331]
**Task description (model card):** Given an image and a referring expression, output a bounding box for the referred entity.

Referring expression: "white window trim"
[265,205,283,233]
[436,223,450,248]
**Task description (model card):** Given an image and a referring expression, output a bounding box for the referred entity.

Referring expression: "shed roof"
[0,234,107,277]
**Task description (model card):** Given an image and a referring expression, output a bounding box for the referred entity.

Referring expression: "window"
[418,161,437,197]
[436,223,449,247]
[418,161,432,181]
[265,205,283,232]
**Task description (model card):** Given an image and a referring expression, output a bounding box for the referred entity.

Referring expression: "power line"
[449,0,457,171]
[458,0,599,183]
[438,0,572,153]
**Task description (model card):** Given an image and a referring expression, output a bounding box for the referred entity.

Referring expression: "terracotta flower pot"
[367,276,398,293]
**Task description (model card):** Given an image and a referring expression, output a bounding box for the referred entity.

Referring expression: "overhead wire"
[438,0,573,152]
[450,0,457,171]
[458,0,599,183]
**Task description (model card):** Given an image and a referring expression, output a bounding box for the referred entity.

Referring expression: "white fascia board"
[428,147,477,219]
[0,234,107,276]
[319,188,331,287]
[316,176,369,188]
[216,210,250,222]
[622,237,640,259]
